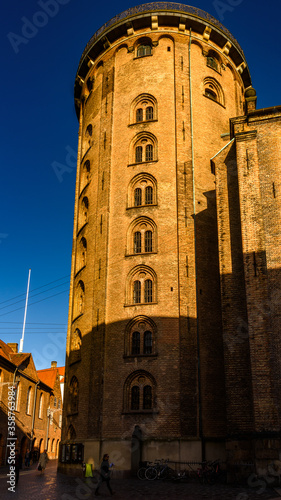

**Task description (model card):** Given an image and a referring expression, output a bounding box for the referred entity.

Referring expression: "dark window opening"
[145,230,153,252]
[136,108,143,122]
[146,106,153,120]
[134,188,142,206]
[143,385,152,409]
[145,186,153,204]
[144,279,153,303]
[135,146,143,163]
[133,280,141,303]
[137,45,151,57]
[131,386,140,410]
[145,144,153,162]
[132,331,140,355]
[134,232,141,253]
[144,331,152,354]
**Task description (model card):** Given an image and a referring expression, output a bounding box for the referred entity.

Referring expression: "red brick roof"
[37,366,64,389]
[0,339,30,366]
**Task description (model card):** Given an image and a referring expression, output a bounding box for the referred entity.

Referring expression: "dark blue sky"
[1,0,280,369]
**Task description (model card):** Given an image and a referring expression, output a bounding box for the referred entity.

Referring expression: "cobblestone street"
[1,461,281,500]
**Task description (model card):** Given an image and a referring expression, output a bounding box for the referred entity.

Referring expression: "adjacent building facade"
[60,3,281,475]
[0,341,63,465]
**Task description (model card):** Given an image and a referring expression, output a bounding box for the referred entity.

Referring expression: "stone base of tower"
[58,438,228,477]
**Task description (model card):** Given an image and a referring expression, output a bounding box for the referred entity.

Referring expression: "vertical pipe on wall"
[189,28,204,460]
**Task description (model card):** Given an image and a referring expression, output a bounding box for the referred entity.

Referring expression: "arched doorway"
[131,425,142,474]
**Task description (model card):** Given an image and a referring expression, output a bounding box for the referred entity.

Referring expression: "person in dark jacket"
[15,449,22,484]
[95,454,114,496]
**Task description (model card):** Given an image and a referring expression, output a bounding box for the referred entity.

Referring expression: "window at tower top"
[203,77,225,107]
[137,44,152,57]
[206,51,221,73]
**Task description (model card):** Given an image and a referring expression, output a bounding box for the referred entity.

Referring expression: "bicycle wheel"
[161,467,176,480]
[137,467,147,480]
[145,467,158,480]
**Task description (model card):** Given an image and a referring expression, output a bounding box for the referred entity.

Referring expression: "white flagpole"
[19,269,31,353]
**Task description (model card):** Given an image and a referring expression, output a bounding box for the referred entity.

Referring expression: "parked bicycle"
[145,459,176,480]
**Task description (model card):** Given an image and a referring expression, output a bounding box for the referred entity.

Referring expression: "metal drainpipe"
[189,28,204,461]
[31,381,40,448]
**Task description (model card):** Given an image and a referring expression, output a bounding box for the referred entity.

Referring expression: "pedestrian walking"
[24,449,31,468]
[95,454,115,496]
[15,449,22,484]
[38,449,48,474]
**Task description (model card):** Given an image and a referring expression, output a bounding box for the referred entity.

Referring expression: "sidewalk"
[0,460,280,499]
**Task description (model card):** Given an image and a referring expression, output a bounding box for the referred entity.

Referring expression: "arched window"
[127,265,157,305]
[137,44,151,57]
[206,50,221,72]
[26,386,32,415]
[124,371,156,412]
[125,316,156,357]
[131,132,157,165]
[203,77,224,106]
[80,159,90,192]
[85,124,92,137]
[71,328,82,351]
[74,281,85,318]
[67,425,76,440]
[79,197,89,228]
[69,376,79,414]
[130,94,157,125]
[54,397,57,408]
[128,173,157,208]
[133,281,141,304]
[127,217,157,256]
[76,237,87,272]
[51,438,55,453]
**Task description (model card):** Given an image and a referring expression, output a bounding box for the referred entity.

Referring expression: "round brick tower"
[61,3,252,474]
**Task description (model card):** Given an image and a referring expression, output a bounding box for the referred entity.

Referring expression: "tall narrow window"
[134,231,141,253]
[131,386,140,410]
[144,331,152,354]
[144,279,153,303]
[146,106,153,120]
[136,108,143,122]
[132,331,140,355]
[133,281,141,303]
[134,188,142,206]
[145,231,153,252]
[145,144,153,162]
[38,393,43,419]
[145,186,153,205]
[135,146,142,163]
[26,387,32,415]
[143,385,152,409]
